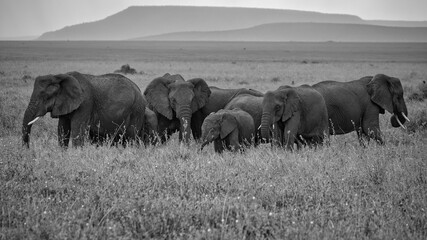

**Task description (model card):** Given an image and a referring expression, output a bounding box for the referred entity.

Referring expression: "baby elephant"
[201,109,255,153]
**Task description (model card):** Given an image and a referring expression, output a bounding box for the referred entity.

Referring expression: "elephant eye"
[275,105,280,111]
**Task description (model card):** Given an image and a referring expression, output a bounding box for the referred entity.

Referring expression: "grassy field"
[1,41,427,239]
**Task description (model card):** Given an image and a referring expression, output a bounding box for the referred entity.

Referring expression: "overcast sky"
[1,0,426,38]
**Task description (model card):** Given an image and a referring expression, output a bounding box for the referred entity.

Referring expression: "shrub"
[418,80,427,98]
[406,109,427,133]
[408,92,425,102]
[271,77,280,83]
[114,64,137,74]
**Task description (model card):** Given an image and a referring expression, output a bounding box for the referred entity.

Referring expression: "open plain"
[1,41,427,239]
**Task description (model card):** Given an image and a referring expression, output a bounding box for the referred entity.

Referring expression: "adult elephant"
[200,109,255,153]
[144,74,211,143]
[261,85,329,150]
[312,74,409,144]
[22,71,146,147]
[224,94,264,144]
[191,86,264,140]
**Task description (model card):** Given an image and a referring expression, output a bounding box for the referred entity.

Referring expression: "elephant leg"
[191,111,203,141]
[313,135,325,147]
[89,131,101,146]
[70,117,90,147]
[305,136,323,149]
[254,129,262,146]
[226,128,241,152]
[283,115,300,151]
[157,125,174,144]
[58,117,71,148]
[271,122,283,147]
[356,131,369,148]
[126,113,144,146]
[158,130,168,143]
[362,120,383,144]
[362,106,383,144]
[160,129,173,143]
[295,135,305,150]
[156,115,175,143]
[214,139,225,153]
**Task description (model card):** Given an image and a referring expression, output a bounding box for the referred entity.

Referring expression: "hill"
[138,22,427,42]
[38,6,366,40]
[366,20,427,27]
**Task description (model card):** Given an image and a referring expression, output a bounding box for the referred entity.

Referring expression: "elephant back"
[225,94,263,130]
[202,86,263,116]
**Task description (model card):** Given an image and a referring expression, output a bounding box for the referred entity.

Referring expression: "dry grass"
[1,41,426,239]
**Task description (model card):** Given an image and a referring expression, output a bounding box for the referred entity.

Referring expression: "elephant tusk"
[394,114,406,130]
[257,125,261,130]
[401,112,410,122]
[28,117,40,125]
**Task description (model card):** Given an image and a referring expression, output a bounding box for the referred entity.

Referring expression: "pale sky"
[1,0,426,38]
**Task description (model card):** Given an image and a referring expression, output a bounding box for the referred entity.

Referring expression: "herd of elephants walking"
[22,71,409,153]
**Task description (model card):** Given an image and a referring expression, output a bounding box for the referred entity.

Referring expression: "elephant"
[260,85,329,150]
[22,71,146,147]
[144,73,211,143]
[224,94,264,144]
[200,108,255,153]
[312,74,409,144]
[190,86,264,140]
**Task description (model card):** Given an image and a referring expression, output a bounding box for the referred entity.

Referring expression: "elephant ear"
[144,77,174,119]
[281,90,300,122]
[367,74,393,114]
[188,78,211,113]
[220,113,238,139]
[51,74,84,117]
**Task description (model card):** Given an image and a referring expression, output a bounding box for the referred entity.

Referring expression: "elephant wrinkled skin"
[201,109,255,153]
[22,72,146,147]
[312,74,409,144]
[261,85,329,150]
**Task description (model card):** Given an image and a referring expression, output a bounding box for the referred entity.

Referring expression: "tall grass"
[1,41,427,239]
[1,131,426,239]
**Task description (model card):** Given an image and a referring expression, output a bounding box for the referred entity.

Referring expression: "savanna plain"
[1,41,427,239]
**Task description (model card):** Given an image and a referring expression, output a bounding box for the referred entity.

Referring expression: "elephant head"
[200,111,238,150]
[367,74,409,128]
[260,86,299,142]
[144,74,211,142]
[22,73,84,147]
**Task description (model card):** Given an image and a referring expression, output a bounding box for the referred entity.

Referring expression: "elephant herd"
[22,71,409,152]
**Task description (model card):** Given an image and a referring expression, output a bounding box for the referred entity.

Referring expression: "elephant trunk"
[260,111,272,142]
[201,128,208,143]
[177,105,192,143]
[200,129,215,150]
[390,98,409,129]
[200,140,209,151]
[22,101,39,147]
